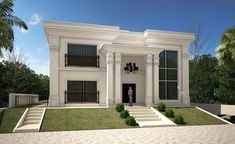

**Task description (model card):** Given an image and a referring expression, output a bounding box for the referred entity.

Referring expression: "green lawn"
[40,108,134,132]
[167,107,226,125]
[0,107,26,133]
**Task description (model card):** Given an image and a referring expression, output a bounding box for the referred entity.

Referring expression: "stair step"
[24,120,40,124]
[136,117,161,121]
[15,124,38,133]
[28,110,43,113]
[27,114,42,117]
[133,115,159,118]
[129,111,154,114]
[25,117,41,121]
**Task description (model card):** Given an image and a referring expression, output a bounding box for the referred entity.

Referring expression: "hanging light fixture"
[124,62,139,73]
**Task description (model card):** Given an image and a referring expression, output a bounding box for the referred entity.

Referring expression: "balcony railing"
[65,54,99,67]
[64,91,99,103]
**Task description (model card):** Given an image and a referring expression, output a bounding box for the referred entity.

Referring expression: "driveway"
[0,125,234,144]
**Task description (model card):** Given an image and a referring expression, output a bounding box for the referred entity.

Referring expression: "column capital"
[182,53,189,59]
[146,54,153,64]
[106,52,114,64]
[153,54,159,65]
[115,53,121,64]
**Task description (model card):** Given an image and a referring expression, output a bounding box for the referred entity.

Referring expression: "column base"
[48,95,60,107]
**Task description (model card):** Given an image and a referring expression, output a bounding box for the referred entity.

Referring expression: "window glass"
[167,51,177,68]
[159,50,178,100]
[167,82,178,99]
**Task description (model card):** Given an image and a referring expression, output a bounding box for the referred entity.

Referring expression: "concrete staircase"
[126,106,176,127]
[14,108,45,133]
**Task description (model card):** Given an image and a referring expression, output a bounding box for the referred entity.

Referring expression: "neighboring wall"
[191,103,235,115]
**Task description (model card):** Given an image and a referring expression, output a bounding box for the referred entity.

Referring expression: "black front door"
[122,83,136,103]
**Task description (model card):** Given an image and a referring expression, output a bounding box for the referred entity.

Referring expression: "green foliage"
[174,115,185,124]
[217,27,235,63]
[125,116,137,126]
[115,103,124,112]
[0,0,28,56]
[157,102,166,112]
[120,110,130,119]
[0,61,49,107]
[213,64,235,104]
[165,108,174,118]
[189,54,219,103]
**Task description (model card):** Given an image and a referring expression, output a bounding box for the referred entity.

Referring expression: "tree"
[189,55,219,103]
[217,27,235,63]
[0,0,28,56]
[214,27,235,104]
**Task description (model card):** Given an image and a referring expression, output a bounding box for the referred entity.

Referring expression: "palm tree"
[217,27,235,63]
[0,0,28,56]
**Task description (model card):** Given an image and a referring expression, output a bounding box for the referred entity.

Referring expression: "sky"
[8,0,235,76]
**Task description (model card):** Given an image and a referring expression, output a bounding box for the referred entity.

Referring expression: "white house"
[44,21,194,107]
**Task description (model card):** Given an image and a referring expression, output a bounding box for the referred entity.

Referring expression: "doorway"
[122,83,136,103]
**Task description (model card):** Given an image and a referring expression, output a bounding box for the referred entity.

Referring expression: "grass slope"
[170,107,226,125]
[40,108,133,132]
[0,107,26,133]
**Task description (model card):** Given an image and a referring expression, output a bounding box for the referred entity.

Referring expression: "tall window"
[67,81,98,103]
[66,44,99,67]
[159,50,178,100]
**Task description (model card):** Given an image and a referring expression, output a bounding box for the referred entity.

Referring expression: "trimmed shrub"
[165,108,174,118]
[174,115,185,124]
[125,116,137,126]
[116,103,124,112]
[120,110,130,119]
[157,102,166,112]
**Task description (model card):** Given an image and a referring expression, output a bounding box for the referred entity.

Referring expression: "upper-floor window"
[65,44,99,67]
[159,50,178,100]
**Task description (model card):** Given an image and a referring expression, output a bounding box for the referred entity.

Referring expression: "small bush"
[120,110,130,119]
[125,116,137,126]
[157,102,166,112]
[165,108,174,118]
[174,115,185,124]
[116,103,124,112]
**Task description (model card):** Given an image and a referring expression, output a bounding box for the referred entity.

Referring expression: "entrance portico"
[100,44,163,106]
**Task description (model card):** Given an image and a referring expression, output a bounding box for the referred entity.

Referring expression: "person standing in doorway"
[128,87,133,107]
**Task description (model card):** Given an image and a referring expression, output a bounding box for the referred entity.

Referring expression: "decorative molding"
[153,54,159,65]
[106,52,114,64]
[49,35,59,47]
[146,54,153,64]
[115,53,121,63]
[49,46,59,51]
[182,53,189,59]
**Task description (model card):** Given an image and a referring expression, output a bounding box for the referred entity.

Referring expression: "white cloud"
[29,14,41,25]
[20,27,29,33]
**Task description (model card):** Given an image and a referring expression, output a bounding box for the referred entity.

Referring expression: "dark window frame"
[159,50,178,100]
[65,44,99,67]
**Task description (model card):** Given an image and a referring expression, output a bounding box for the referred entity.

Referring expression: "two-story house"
[44,21,194,107]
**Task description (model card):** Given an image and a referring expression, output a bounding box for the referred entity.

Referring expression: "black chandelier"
[124,62,139,73]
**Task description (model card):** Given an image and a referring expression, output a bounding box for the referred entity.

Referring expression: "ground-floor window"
[65,81,98,103]
[159,50,178,100]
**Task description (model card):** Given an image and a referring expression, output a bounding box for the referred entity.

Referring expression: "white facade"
[44,21,194,107]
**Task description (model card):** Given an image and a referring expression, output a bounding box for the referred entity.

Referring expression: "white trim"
[38,108,46,131]
[13,108,29,132]
[195,107,233,125]
[151,107,177,126]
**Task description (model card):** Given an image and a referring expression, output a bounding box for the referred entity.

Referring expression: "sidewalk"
[0,125,234,144]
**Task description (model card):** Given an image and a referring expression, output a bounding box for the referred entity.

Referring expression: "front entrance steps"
[126,106,176,127]
[14,107,46,133]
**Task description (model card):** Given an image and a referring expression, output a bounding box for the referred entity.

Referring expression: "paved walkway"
[0,125,234,144]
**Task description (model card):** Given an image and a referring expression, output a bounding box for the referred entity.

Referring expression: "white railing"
[9,93,39,107]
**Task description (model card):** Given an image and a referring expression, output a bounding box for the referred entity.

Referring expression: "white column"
[106,52,114,106]
[145,54,153,106]
[48,36,60,106]
[115,53,122,103]
[182,45,190,106]
[153,54,160,104]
